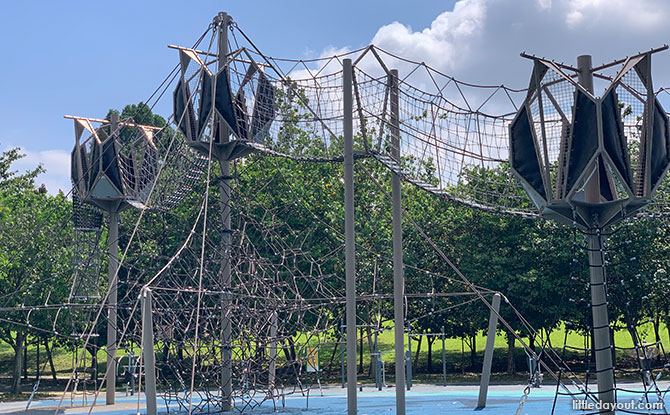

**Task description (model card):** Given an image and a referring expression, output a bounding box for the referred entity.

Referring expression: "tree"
[0,148,72,394]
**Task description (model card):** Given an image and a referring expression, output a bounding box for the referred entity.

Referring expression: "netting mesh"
[3,15,670,415]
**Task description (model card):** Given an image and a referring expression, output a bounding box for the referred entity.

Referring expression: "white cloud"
[371,0,486,72]
[365,0,670,96]
[10,0,670,196]
[2,145,72,195]
[564,0,667,29]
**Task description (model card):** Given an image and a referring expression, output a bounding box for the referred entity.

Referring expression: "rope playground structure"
[3,11,670,415]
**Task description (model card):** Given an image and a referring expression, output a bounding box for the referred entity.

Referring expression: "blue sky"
[2,0,670,192]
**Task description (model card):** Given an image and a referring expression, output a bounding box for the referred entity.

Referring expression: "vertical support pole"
[441,326,446,387]
[341,318,346,389]
[36,340,40,380]
[578,54,615,414]
[588,228,615,413]
[374,329,381,391]
[142,288,158,415]
[216,11,233,412]
[269,310,277,393]
[406,326,412,390]
[343,58,357,415]
[106,208,119,405]
[390,68,406,414]
[23,339,27,381]
[405,350,412,390]
[477,293,501,409]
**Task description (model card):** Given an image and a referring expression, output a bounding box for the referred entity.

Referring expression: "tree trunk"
[23,338,28,380]
[162,342,170,363]
[44,339,57,381]
[460,337,465,374]
[506,330,516,375]
[326,340,340,375]
[281,339,291,362]
[88,345,98,381]
[359,327,363,374]
[413,335,422,372]
[529,333,535,353]
[366,327,374,376]
[469,334,477,371]
[36,341,40,380]
[11,330,26,394]
[427,337,436,373]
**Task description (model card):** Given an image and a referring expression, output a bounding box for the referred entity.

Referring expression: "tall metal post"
[141,288,158,415]
[105,173,119,405]
[441,326,446,387]
[390,68,406,414]
[269,310,277,393]
[343,58,357,415]
[374,329,381,390]
[406,327,412,390]
[477,293,501,409]
[105,211,119,404]
[578,55,615,413]
[587,227,615,411]
[216,11,234,412]
[341,318,346,389]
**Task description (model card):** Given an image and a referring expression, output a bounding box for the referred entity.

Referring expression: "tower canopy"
[70,115,160,212]
[172,13,275,161]
[510,49,670,228]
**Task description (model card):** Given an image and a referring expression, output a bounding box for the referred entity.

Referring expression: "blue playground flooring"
[3,384,668,414]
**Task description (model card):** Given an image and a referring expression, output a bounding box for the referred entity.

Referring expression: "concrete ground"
[1,383,668,414]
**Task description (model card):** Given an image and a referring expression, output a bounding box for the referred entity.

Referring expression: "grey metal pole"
[578,54,615,414]
[341,318,346,389]
[374,329,381,391]
[142,288,158,415]
[588,228,615,412]
[407,326,412,390]
[106,208,119,405]
[441,326,446,387]
[216,12,234,412]
[390,68,406,414]
[343,58,357,415]
[269,310,277,393]
[405,350,412,390]
[477,293,501,409]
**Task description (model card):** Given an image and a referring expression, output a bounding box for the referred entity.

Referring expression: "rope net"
[1,15,670,415]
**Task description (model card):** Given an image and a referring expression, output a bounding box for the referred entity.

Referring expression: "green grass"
[3,320,668,382]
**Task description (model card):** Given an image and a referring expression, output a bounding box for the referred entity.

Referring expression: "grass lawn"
[2,320,668,385]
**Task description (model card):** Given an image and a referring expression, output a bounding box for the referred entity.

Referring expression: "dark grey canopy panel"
[566,90,599,195]
[173,78,197,141]
[601,89,631,189]
[214,67,239,139]
[198,70,214,140]
[88,140,102,190]
[511,105,546,201]
[650,98,670,191]
[71,147,82,192]
[598,156,614,201]
[102,139,123,193]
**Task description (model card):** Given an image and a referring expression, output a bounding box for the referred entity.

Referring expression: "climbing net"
[2,13,670,415]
